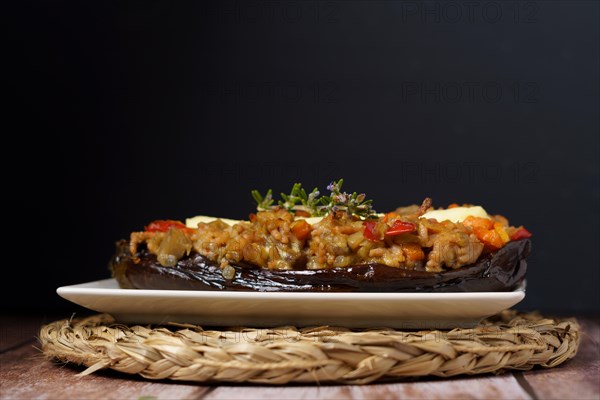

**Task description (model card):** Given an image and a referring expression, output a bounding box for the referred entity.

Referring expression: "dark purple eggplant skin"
[110,239,530,292]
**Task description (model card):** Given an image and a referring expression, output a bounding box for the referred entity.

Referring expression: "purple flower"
[334,193,347,203]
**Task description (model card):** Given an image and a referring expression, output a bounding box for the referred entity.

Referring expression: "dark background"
[7,1,599,314]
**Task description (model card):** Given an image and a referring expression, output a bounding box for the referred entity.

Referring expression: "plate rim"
[58,278,526,300]
[56,278,526,328]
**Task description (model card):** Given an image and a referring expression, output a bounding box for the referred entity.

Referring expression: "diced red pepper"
[363,221,381,241]
[145,220,188,232]
[511,227,532,241]
[385,220,416,236]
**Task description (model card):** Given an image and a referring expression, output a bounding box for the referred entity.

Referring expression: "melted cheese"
[185,215,242,228]
[186,212,387,228]
[421,206,490,223]
[185,208,484,229]
[185,215,326,228]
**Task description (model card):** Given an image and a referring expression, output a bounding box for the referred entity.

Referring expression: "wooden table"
[1,314,598,399]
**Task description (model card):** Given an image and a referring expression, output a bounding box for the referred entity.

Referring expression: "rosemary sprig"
[317,179,375,218]
[278,183,321,214]
[251,189,273,211]
[251,179,376,219]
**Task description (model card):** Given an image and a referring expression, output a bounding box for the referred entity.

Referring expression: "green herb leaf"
[251,180,376,219]
[251,189,273,211]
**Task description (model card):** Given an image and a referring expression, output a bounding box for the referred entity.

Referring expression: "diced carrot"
[447,203,460,209]
[463,216,494,231]
[472,226,488,242]
[291,219,311,240]
[494,222,510,244]
[470,226,500,252]
[402,243,425,261]
[466,217,512,252]
[480,229,504,251]
[383,212,398,223]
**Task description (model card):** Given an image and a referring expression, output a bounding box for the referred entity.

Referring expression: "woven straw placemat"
[39,311,579,385]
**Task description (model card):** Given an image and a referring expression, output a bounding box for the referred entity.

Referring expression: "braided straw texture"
[39,311,579,385]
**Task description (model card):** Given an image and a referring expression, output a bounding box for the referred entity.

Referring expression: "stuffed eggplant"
[111,180,532,292]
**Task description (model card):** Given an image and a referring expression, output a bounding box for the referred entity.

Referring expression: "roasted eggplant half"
[110,181,532,293]
[111,238,530,292]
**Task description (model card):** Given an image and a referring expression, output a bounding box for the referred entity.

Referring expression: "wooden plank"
[204,375,533,400]
[0,315,60,353]
[0,345,212,400]
[521,316,600,400]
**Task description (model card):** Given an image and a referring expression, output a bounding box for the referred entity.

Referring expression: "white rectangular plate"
[58,279,525,329]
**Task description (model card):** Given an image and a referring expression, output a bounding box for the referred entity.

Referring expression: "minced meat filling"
[129,205,526,273]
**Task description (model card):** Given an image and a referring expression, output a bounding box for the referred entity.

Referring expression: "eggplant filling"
[111,180,532,292]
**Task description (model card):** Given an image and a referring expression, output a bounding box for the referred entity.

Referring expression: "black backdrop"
[7,1,599,314]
